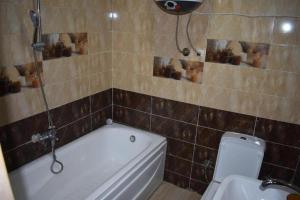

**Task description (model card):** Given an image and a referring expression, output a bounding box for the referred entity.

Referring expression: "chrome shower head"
[30,10,39,28]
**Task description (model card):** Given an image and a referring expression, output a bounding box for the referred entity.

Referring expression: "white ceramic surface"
[213,175,294,200]
[9,123,167,200]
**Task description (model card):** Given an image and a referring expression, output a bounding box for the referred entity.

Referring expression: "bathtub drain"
[130,135,136,143]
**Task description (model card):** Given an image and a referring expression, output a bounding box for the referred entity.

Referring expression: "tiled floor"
[149,182,201,200]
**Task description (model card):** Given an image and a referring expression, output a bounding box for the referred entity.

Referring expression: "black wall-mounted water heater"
[154,0,204,15]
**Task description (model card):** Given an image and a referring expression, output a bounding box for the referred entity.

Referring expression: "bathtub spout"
[31,127,58,146]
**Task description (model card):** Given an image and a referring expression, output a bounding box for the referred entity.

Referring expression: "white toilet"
[201,132,265,200]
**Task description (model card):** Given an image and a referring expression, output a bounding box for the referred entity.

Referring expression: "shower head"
[30,10,40,28]
[154,0,204,15]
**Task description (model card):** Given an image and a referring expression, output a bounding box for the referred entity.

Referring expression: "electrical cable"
[186,13,201,56]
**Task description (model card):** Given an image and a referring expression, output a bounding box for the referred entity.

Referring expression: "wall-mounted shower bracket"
[32,42,45,52]
[31,128,58,147]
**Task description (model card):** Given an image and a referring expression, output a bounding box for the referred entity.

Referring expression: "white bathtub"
[9,123,167,200]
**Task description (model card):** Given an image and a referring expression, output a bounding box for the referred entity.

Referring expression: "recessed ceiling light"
[108,12,118,19]
[281,22,293,33]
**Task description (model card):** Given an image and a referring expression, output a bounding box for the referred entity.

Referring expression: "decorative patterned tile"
[153,56,204,84]
[152,97,199,124]
[113,106,150,130]
[113,89,151,112]
[151,115,197,143]
[42,33,88,60]
[198,107,256,134]
[255,118,300,147]
[206,39,270,68]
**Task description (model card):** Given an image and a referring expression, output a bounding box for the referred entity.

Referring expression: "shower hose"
[32,50,64,174]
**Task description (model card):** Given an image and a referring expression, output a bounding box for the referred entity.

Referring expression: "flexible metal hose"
[32,50,64,174]
[186,13,201,56]
[175,15,184,54]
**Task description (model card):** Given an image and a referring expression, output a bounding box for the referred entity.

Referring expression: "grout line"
[265,140,300,150]
[112,88,114,121]
[263,161,296,171]
[167,153,214,170]
[188,107,201,188]
[89,95,93,130]
[253,117,258,136]
[165,169,191,180]
[291,156,300,183]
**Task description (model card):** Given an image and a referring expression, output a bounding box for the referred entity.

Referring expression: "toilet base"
[201,181,220,200]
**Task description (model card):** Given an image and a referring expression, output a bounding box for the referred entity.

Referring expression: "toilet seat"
[201,181,220,200]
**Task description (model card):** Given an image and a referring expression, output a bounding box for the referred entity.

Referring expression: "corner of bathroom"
[0,0,300,200]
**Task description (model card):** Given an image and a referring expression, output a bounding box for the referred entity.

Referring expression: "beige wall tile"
[112,31,153,54]
[258,95,300,125]
[43,55,89,84]
[89,52,112,75]
[113,72,152,95]
[210,0,277,16]
[113,11,154,33]
[0,88,44,126]
[89,31,112,53]
[203,63,265,93]
[208,15,274,43]
[198,85,260,116]
[112,52,153,76]
[89,70,112,95]
[268,45,300,74]
[45,75,90,109]
[262,70,300,99]
[112,0,155,13]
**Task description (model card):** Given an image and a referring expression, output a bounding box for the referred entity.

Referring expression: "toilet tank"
[213,132,265,183]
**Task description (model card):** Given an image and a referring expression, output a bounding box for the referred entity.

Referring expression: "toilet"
[201,132,265,200]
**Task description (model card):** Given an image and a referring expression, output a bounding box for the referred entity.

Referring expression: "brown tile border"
[113,89,151,113]
[255,118,300,148]
[113,105,150,131]
[152,97,199,124]
[198,107,256,135]
[112,88,300,193]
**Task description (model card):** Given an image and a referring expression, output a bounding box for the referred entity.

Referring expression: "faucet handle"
[31,133,41,143]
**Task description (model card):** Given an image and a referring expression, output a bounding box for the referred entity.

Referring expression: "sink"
[213,175,296,200]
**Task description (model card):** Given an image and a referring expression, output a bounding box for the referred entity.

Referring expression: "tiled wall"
[0,0,112,126]
[113,88,300,194]
[111,0,300,126]
[0,89,112,172]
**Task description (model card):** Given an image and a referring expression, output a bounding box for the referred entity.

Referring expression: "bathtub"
[9,123,167,200]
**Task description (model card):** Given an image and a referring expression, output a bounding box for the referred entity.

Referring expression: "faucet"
[31,127,58,146]
[260,178,300,194]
